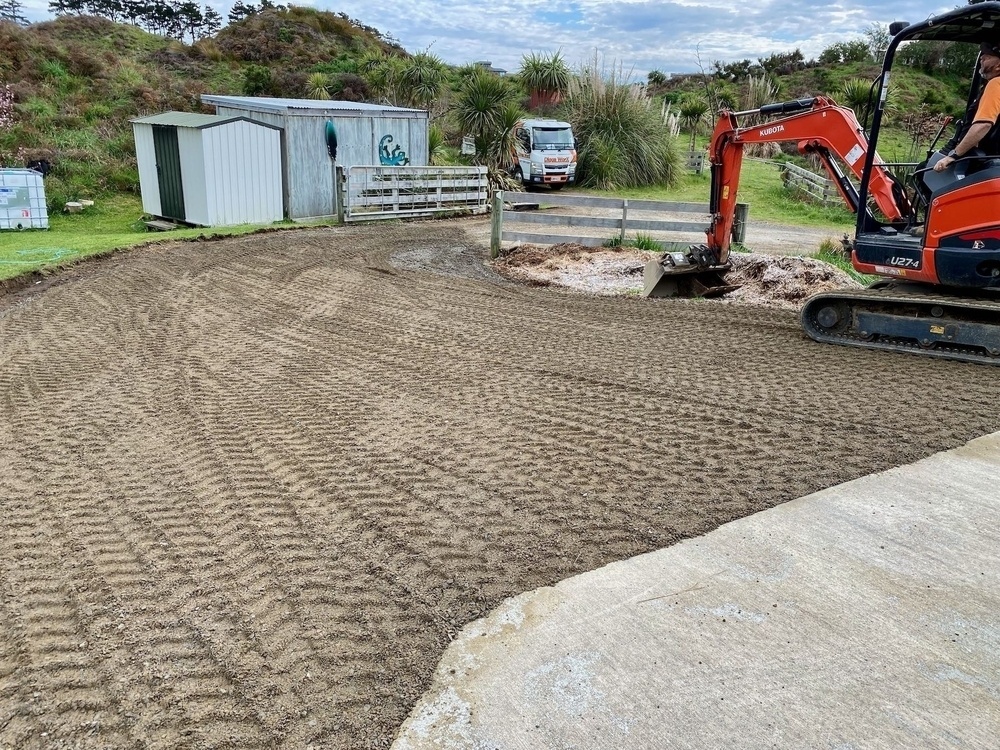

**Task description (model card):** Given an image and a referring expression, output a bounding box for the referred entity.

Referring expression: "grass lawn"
[0,195,325,282]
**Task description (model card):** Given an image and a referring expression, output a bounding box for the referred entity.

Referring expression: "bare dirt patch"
[2,217,998,750]
[492,242,861,310]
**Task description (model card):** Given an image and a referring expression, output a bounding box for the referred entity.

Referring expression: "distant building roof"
[201,95,427,118]
[473,61,508,75]
[130,112,272,129]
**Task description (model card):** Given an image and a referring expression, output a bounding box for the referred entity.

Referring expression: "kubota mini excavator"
[646,1,1000,365]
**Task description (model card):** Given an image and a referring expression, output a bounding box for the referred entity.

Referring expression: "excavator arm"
[706,96,911,266]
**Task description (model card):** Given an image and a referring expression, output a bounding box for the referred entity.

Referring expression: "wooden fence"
[341,165,488,222]
[490,191,749,258]
[777,162,840,207]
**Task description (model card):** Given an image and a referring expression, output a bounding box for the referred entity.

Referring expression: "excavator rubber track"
[801,282,1000,366]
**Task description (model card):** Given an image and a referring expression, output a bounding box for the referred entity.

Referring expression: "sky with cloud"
[18,0,960,77]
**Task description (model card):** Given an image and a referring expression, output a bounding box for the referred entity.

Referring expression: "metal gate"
[343,165,487,222]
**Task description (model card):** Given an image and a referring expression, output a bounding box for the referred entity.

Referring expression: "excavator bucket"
[642,256,737,298]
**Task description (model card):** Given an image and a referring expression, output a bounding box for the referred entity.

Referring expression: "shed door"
[153,125,185,221]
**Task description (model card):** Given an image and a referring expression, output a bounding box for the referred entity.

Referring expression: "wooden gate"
[342,165,488,222]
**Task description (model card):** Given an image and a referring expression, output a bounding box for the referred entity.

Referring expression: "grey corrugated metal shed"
[132,111,284,227]
[201,95,429,220]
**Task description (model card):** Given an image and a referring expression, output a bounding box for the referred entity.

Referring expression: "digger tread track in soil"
[801,283,1000,366]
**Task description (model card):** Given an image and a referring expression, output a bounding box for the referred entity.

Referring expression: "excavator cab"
[850,4,1000,293]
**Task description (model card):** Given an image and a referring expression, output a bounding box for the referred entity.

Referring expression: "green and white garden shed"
[132,112,284,227]
[201,95,429,220]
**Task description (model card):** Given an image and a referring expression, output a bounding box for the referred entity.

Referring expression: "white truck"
[512,119,577,190]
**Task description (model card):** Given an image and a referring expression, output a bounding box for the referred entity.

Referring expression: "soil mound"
[493,243,860,309]
[723,252,862,310]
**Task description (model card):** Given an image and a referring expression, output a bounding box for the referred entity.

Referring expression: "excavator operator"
[929,41,1000,181]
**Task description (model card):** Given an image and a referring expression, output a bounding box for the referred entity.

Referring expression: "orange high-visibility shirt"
[974,77,1000,124]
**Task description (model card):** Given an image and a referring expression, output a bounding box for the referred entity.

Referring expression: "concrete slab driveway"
[394,432,1000,750]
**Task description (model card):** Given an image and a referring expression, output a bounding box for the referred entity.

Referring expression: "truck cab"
[513,119,577,189]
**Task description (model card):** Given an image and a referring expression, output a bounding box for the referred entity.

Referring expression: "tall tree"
[48,0,83,16]
[172,0,203,42]
[228,0,256,24]
[90,0,124,22]
[144,0,177,36]
[201,5,221,36]
[120,0,146,25]
[0,0,28,25]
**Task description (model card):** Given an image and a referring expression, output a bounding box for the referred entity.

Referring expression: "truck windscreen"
[533,128,574,149]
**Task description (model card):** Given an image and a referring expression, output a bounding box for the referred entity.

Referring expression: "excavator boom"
[705,96,910,266]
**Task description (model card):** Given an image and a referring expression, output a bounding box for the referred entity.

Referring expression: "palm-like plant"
[364,56,407,105]
[358,49,389,76]
[454,68,521,143]
[305,72,331,100]
[452,67,525,185]
[401,52,446,109]
[486,103,524,170]
[678,95,709,151]
[428,123,447,165]
[518,51,571,100]
[841,77,880,129]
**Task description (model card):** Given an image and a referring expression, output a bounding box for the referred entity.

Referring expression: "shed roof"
[130,112,281,130]
[201,95,427,118]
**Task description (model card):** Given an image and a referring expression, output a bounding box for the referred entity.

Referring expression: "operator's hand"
[933,154,955,172]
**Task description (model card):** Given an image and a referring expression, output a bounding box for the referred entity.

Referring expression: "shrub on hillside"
[242,64,271,95]
[216,8,371,66]
[216,6,401,80]
[64,42,104,78]
[270,70,307,98]
[0,22,32,74]
[331,73,369,102]
[190,38,223,62]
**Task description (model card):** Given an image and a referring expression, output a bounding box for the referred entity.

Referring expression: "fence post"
[620,199,629,244]
[336,166,345,223]
[732,202,749,244]
[490,190,503,259]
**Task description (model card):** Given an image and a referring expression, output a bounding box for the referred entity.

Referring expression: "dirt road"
[1,218,998,749]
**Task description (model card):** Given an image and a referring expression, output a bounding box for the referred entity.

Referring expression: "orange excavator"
[647,1,1000,365]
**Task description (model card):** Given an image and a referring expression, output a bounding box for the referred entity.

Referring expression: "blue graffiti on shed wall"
[379,135,409,166]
